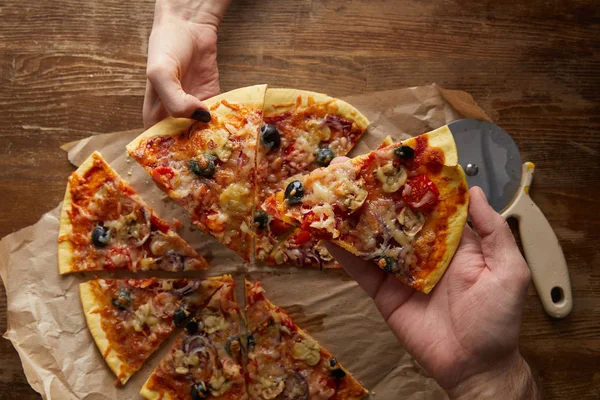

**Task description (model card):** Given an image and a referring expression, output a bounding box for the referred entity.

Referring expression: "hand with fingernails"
[326,157,540,399]
[143,0,232,128]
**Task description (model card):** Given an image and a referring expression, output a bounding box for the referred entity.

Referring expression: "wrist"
[154,0,231,27]
[448,353,541,400]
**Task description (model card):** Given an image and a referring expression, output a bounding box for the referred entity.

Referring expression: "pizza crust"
[140,385,171,400]
[126,84,268,153]
[416,165,469,293]
[79,281,130,385]
[58,151,102,275]
[264,88,370,131]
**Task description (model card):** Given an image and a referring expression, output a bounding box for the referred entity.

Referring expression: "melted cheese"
[305,164,366,212]
[203,315,226,334]
[132,300,158,332]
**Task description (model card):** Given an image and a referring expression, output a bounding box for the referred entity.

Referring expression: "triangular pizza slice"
[245,279,368,400]
[254,89,369,267]
[80,277,225,385]
[261,126,469,293]
[140,277,247,399]
[58,151,209,274]
[127,85,267,262]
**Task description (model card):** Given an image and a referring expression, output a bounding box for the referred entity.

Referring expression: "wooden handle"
[501,162,573,318]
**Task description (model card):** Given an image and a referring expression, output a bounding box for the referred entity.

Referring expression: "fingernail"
[191,109,211,123]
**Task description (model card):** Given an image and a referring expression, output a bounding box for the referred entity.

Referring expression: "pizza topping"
[204,314,227,334]
[105,208,151,246]
[376,162,408,193]
[189,155,216,177]
[111,288,132,309]
[328,357,347,380]
[260,124,281,151]
[394,145,415,160]
[132,300,159,332]
[261,379,285,399]
[185,318,199,334]
[402,175,440,210]
[377,256,395,273]
[292,337,321,366]
[254,210,270,230]
[315,146,335,167]
[219,183,251,214]
[285,180,304,205]
[205,128,234,161]
[191,381,210,400]
[173,307,189,327]
[279,373,309,400]
[397,207,425,236]
[247,333,256,349]
[225,336,241,357]
[91,225,110,247]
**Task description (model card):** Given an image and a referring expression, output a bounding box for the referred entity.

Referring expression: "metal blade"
[448,119,522,213]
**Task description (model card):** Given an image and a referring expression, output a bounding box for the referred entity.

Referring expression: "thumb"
[468,186,530,288]
[146,64,211,122]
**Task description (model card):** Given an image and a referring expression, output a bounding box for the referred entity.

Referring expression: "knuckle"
[146,64,166,82]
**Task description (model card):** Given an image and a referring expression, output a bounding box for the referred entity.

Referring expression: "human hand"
[325,185,540,399]
[143,0,231,128]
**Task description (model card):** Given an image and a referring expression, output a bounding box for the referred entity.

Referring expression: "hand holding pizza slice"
[261,125,469,293]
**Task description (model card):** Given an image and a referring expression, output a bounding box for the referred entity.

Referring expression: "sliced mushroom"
[292,338,321,366]
[261,379,285,399]
[338,179,368,212]
[376,163,408,193]
[397,207,425,236]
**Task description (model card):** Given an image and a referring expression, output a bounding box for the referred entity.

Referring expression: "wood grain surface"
[1,0,599,398]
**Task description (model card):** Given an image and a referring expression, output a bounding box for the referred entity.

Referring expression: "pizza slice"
[127,85,267,262]
[254,89,369,267]
[245,279,368,400]
[261,125,469,293]
[80,277,225,385]
[141,278,247,400]
[58,152,209,274]
[265,136,394,269]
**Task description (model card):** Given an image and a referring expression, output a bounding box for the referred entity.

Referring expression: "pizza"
[58,151,209,274]
[254,89,369,267]
[126,85,267,262]
[245,279,368,400]
[261,125,469,293]
[80,277,225,385]
[141,278,247,400]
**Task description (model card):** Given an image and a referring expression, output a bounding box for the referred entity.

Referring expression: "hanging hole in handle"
[551,286,565,305]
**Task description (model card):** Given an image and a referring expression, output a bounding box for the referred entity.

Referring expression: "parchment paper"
[0,84,490,400]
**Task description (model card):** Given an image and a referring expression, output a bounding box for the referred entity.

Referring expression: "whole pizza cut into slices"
[127,85,267,262]
[80,277,225,385]
[141,277,246,400]
[254,88,369,267]
[245,280,368,400]
[58,152,209,274]
[261,125,469,293]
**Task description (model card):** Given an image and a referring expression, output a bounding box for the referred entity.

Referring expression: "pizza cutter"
[448,119,572,318]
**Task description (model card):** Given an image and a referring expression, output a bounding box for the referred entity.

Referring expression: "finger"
[143,79,169,129]
[468,187,529,283]
[329,156,350,165]
[146,64,211,122]
[324,242,416,320]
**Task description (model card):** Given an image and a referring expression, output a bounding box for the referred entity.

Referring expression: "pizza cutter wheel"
[449,119,573,318]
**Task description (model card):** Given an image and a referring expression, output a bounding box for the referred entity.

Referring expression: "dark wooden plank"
[1,0,599,398]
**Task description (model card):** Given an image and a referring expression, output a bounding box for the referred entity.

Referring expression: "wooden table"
[1,0,598,398]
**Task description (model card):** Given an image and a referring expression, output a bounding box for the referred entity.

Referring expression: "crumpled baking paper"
[0,84,490,400]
